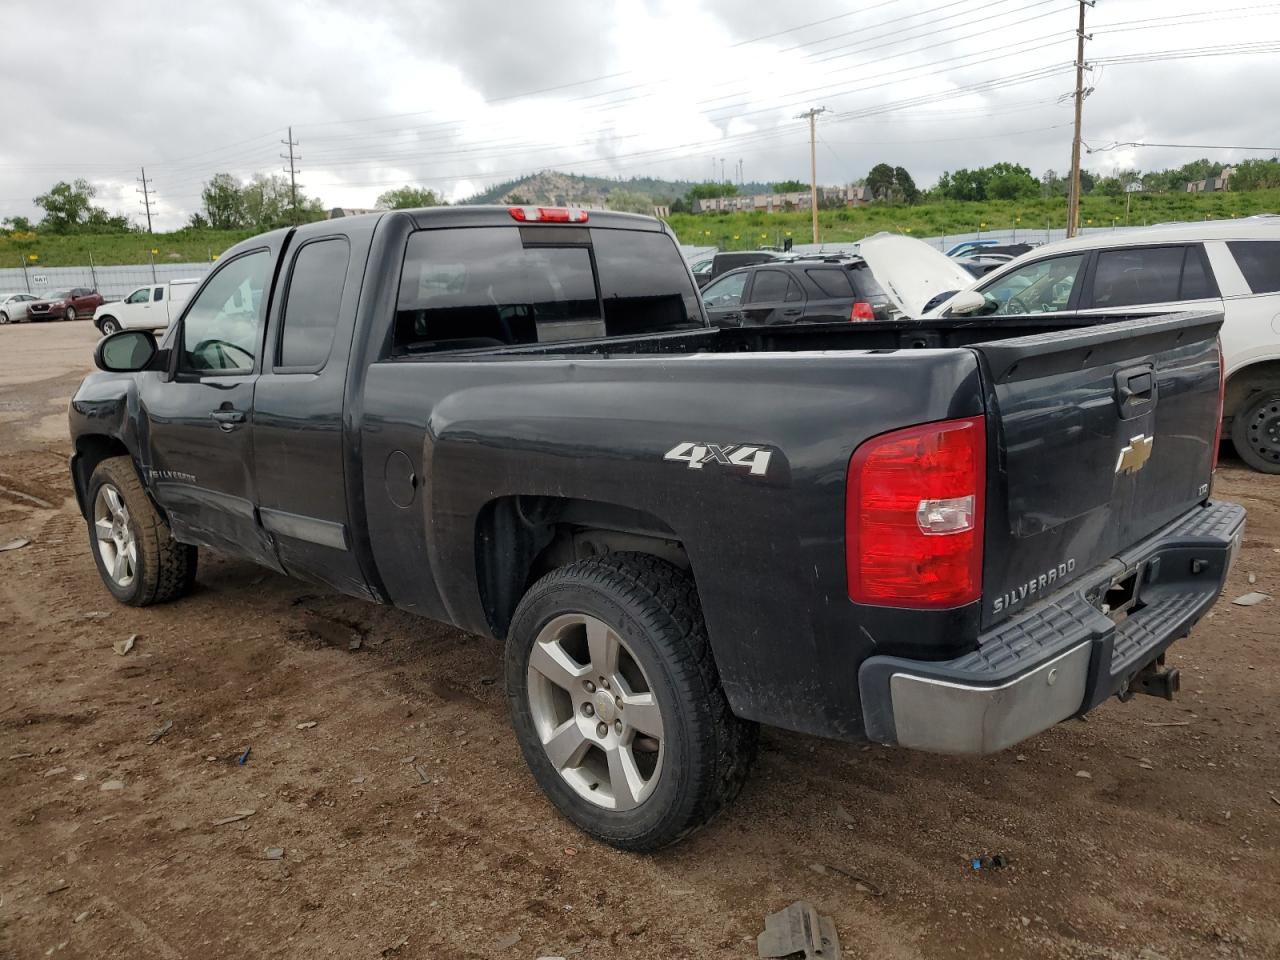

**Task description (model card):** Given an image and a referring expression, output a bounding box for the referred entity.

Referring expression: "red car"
[28,287,104,322]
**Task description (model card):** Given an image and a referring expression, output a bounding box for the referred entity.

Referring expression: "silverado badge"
[1115,434,1154,475]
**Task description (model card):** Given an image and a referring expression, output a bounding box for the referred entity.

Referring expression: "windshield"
[42,291,71,300]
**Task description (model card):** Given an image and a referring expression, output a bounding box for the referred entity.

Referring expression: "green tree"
[987,163,1038,200]
[1230,158,1280,191]
[2,215,34,232]
[893,166,919,204]
[1095,177,1125,197]
[376,185,444,209]
[772,179,807,193]
[200,173,249,229]
[33,179,99,232]
[865,163,896,201]
[686,181,737,201]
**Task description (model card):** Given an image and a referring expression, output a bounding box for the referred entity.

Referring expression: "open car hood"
[858,232,977,318]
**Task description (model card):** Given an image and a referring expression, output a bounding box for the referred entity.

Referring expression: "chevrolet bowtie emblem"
[1116,434,1154,475]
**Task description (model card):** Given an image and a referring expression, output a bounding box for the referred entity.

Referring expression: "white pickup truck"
[94,278,201,335]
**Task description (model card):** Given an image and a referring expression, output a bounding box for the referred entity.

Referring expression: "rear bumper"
[859,500,1244,754]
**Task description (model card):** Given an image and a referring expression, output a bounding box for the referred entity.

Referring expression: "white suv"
[862,221,1280,473]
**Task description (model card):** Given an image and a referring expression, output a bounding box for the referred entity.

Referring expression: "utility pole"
[720,158,726,183]
[281,126,301,225]
[136,167,155,233]
[738,158,743,185]
[1065,0,1092,238]
[796,107,827,244]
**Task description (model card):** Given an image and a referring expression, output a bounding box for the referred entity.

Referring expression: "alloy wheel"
[93,483,137,587]
[526,613,665,811]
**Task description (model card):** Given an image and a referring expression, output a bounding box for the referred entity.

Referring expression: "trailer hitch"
[1118,655,1180,702]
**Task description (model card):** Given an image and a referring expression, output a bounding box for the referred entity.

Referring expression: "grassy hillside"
[668,188,1280,249]
[4,188,1277,267]
[0,228,258,268]
[461,171,773,206]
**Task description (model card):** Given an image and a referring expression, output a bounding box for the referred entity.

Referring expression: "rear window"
[806,268,854,298]
[848,263,887,299]
[1090,246,1184,307]
[395,226,700,353]
[278,237,350,369]
[1227,240,1280,294]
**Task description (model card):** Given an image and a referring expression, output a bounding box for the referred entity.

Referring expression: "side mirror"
[95,330,158,372]
[947,289,988,315]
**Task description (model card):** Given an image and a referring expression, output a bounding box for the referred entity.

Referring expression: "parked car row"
[0,288,103,323]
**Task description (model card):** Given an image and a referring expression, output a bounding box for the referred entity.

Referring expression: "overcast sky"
[2,0,1278,230]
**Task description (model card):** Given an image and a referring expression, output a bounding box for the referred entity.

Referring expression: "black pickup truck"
[69,206,1243,851]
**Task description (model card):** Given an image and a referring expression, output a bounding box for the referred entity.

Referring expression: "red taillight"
[850,301,876,321]
[1212,336,1225,477]
[508,206,589,223]
[847,416,985,608]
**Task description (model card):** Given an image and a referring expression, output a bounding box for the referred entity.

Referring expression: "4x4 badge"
[1116,434,1154,475]
[664,442,773,477]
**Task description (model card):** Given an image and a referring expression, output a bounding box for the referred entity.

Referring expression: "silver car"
[0,292,40,324]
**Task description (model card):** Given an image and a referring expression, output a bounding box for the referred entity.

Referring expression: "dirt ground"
[1,321,1277,960]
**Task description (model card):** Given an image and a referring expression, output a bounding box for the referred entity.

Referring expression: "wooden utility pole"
[797,107,827,244]
[136,167,154,233]
[281,127,301,225]
[1066,0,1091,238]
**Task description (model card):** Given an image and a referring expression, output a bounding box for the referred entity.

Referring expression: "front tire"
[1231,389,1280,474]
[0,312,9,325]
[506,554,757,851]
[98,316,120,335]
[87,456,197,606]
[65,307,76,322]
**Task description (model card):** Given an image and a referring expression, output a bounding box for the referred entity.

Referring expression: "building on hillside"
[693,185,869,214]
[1185,166,1235,193]
[328,206,386,218]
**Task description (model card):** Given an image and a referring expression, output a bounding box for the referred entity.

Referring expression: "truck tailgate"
[973,312,1223,628]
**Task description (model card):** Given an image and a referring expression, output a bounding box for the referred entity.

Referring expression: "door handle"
[781,308,803,317]
[210,408,247,430]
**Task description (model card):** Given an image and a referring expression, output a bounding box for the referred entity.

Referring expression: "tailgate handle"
[1115,366,1155,417]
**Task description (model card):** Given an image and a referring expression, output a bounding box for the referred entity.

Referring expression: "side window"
[701,272,748,308]
[1179,246,1216,300]
[806,269,854,298]
[180,250,269,374]
[277,237,350,369]
[979,254,1085,315]
[1090,246,1184,308]
[1227,240,1280,294]
[395,227,600,352]
[153,287,164,302]
[784,276,804,302]
[748,269,790,303]
[591,228,702,335]
[126,288,150,304]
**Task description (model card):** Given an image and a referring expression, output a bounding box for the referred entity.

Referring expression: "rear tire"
[98,316,120,335]
[87,456,197,606]
[506,553,757,851]
[1230,389,1280,474]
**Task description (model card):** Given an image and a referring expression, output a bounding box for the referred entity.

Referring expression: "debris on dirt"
[970,854,1009,871]
[380,935,409,956]
[1269,792,1280,807]
[43,766,68,777]
[263,847,284,860]
[1015,754,1027,762]
[296,721,318,730]
[45,882,70,896]
[0,484,52,508]
[112,635,137,656]
[834,804,858,826]
[99,779,125,791]
[73,911,90,924]
[0,537,30,552]
[1144,720,1192,727]
[491,931,521,950]
[7,753,34,760]
[757,901,841,960]
[413,764,430,786]
[1076,770,1093,779]
[350,776,366,785]
[808,862,885,896]
[398,755,417,764]
[563,847,578,857]
[348,637,362,651]
[1232,592,1270,606]
[1249,572,1257,584]
[237,747,251,765]
[146,720,173,745]
[212,809,256,826]
[82,611,110,621]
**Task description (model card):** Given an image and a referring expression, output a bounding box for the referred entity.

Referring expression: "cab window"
[125,288,150,305]
[977,254,1085,315]
[180,250,269,374]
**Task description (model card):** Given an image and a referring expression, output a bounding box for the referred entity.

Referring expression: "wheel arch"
[474,495,692,640]
[72,435,139,519]
[95,313,118,331]
[1224,358,1280,425]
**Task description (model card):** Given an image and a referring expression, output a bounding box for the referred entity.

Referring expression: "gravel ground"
[1,322,1277,960]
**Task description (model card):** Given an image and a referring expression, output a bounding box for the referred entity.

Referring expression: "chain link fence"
[0,260,213,303]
